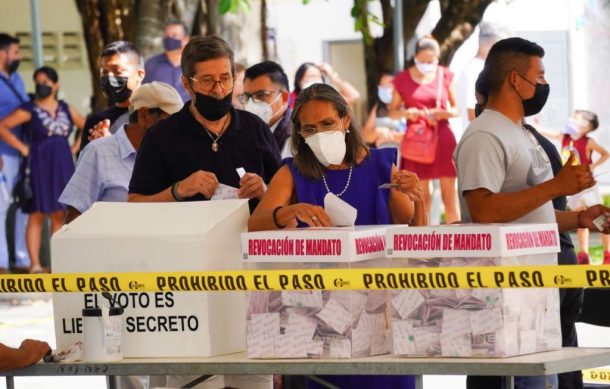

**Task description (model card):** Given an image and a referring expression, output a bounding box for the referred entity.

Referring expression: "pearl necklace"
[322,166,353,197]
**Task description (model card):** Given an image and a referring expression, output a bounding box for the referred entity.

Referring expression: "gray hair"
[180,35,235,78]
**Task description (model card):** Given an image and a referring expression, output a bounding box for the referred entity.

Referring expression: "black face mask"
[194,91,233,121]
[35,83,53,99]
[100,75,132,103]
[516,74,550,117]
[474,103,484,118]
[163,37,182,51]
[7,59,20,74]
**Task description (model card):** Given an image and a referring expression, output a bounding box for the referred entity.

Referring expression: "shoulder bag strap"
[0,75,26,104]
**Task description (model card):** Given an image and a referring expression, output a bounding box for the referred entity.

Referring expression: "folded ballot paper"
[246,289,392,359]
[386,224,562,358]
[324,193,357,227]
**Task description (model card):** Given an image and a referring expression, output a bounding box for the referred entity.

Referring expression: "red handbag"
[400,68,444,165]
[400,118,438,164]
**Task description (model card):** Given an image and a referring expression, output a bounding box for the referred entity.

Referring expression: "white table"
[3,347,610,389]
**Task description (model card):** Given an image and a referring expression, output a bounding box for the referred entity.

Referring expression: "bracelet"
[272,206,287,229]
[171,182,185,202]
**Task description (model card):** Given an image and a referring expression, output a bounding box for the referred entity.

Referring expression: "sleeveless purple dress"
[21,100,75,213]
[286,147,415,389]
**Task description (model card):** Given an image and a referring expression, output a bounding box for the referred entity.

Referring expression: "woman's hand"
[19,145,29,158]
[392,170,424,203]
[286,203,332,227]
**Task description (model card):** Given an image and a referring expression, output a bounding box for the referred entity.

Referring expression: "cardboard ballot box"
[52,200,249,358]
[241,226,391,359]
[386,223,562,358]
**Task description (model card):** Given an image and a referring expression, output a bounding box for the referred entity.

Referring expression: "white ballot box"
[52,200,249,358]
[386,223,562,358]
[241,226,391,359]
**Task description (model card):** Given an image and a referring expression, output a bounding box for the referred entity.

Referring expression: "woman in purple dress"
[0,66,84,273]
[249,83,426,389]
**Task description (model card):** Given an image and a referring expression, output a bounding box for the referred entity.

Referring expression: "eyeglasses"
[189,75,234,91]
[299,119,343,138]
[238,90,280,105]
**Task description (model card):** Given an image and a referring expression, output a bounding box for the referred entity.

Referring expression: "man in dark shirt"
[242,61,292,158]
[143,20,190,102]
[79,41,145,153]
[128,36,281,212]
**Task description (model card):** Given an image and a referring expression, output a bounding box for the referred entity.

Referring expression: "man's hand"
[87,119,111,142]
[579,204,610,233]
[553,152,595,196]
[17,339,51,368]
[238,173,267,199]
[175,171,218,199]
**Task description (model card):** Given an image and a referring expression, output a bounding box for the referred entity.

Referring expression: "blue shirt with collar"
[59,125,137,213]
[143,53,190,102]
[0,71,28,156]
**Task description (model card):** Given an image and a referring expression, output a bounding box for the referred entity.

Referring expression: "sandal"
[29,266,45,274]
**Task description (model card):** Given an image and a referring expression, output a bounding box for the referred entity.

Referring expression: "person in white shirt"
[456,21,508,134]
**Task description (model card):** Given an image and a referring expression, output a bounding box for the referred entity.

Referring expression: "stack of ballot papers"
[386,224,562,358]
[246,288,391,358]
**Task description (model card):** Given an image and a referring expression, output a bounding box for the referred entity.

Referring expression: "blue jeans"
[0,153,30,269]
[514,375,558,389]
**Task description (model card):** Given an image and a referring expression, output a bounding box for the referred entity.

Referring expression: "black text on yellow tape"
[1,265,610,293]
[583,368,610,383]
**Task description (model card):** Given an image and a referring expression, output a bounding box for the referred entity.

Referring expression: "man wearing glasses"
[242,61,292,158]
[128,36,282,212]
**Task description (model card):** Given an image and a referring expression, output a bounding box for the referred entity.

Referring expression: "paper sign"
[211,183,239,200]
[392,320,416,355]
[324,193,357,227]
[392,290,425,320]
[316,298,353,335]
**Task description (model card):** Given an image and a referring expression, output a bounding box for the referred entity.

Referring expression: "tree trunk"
[74,0,136,112]
[135,0,204,60]
[260,0,268,60]
[431,0,493,65]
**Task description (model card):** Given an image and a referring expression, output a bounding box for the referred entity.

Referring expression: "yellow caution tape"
[0,264,610,293]
[583,367,610,383]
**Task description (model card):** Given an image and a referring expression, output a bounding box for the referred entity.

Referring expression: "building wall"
[0,0,92,116]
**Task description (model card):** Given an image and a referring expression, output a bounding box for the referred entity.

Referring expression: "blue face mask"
[377,87,393,104]
[163,37,182,51]
[563,120,577,136]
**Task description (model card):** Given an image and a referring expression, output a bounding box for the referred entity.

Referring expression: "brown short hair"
[290,83,368,180]
[181,35,234,78]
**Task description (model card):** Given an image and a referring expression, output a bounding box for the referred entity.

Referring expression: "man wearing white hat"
[59,81,183,223]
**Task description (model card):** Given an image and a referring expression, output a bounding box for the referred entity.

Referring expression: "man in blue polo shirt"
[0,33,30,273]
[143,20,190,102]
[59,82,184,223]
